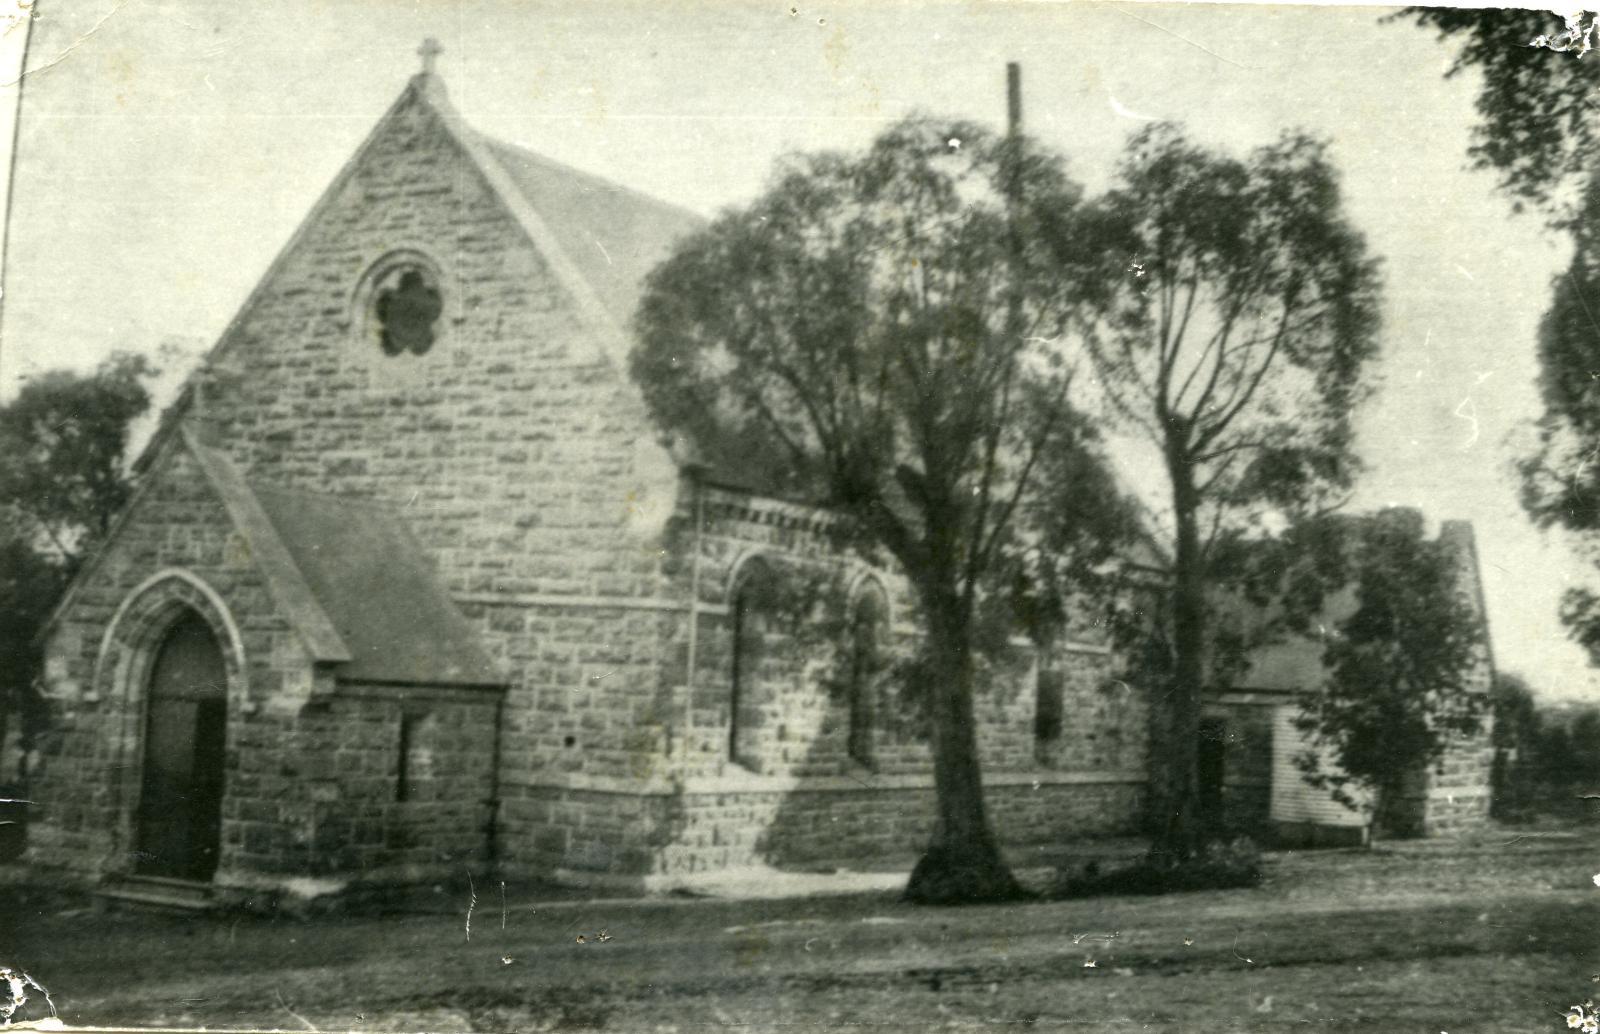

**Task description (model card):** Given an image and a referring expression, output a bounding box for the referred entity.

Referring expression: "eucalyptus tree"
[1051,124,1383,862]
[632,118,1128,904]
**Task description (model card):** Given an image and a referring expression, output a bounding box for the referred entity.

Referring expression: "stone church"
[16,51,1492,902]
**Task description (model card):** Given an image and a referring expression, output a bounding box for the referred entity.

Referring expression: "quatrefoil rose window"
[356,253,447,358]
[372,265,443,356]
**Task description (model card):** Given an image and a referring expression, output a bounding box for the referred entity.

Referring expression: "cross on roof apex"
[418,37,443,76]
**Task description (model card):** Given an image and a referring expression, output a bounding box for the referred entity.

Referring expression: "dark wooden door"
[135,611,227,881]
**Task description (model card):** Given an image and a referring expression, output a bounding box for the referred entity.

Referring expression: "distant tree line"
[1490,671,1600,822]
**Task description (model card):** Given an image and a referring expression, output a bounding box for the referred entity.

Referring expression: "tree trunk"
[903,587,1026,905]
[1150,456,1207,865]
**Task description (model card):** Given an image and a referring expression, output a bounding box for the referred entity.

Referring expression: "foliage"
[1490,671,1538,755]
[0,352,156,778]
[1053,836,1262,898]
[1049,122,1383,861]
[0,533,68,740]
[0,351,156,558]
[1291,508,1487,834]
[1407,8,1600,223]
[1407,12,1600,660]
[633,116,1136,903]
[1508,180,1600,669]
[1493,691,1600,823]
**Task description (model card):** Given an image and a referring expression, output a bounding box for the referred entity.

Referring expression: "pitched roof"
[1222,517,1492,694]
[189,433,501,688]
[477,137,705,333]
[250,486,500,686]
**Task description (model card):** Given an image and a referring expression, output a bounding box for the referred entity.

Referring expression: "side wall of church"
[501,484,1150,886]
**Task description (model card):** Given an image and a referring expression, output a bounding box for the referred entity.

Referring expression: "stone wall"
[181,82,685,797]
[484,480,1152,881]
[26,443,310,880]
[201,85,677,601]
[276,686,500,881]
[654,486,1148,783]
[495,772,1145,889]
[1409,722,1495,837]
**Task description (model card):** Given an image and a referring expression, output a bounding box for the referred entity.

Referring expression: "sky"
[0,0,1592,700]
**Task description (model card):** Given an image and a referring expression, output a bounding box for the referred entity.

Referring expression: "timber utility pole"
[0,1,35,384]
[1007,62,1022,141]
[1004,62,1024,351]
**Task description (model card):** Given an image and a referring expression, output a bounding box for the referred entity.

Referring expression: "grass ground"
[3,827,1595,1032]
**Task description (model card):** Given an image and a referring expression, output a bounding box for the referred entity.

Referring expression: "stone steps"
[97,873,217,912]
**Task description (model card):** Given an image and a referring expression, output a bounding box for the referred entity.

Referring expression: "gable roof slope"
[248,482,501,687]
[478,137,705,333]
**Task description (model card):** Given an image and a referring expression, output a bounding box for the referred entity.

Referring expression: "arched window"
[846,580,888,769]
[728,559,778,770]
[353,251,447,358]
[374,268,443,356]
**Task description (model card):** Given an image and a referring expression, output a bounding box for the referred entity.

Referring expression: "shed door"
[135,611,227,881]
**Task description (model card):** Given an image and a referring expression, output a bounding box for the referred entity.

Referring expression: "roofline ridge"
[35,427,189,645]
[34,428,356,664]
[478,133,707,227]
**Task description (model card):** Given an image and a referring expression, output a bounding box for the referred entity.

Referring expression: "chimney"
[1437,519,1475,556]
[1438,518,1497,681]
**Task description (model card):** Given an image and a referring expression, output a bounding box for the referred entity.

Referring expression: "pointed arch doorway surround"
[134,609,228,881]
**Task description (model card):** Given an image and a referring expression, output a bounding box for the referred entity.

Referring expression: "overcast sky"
[0,0,1591,699]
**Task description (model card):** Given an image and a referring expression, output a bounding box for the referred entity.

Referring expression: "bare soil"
[3,828,1595,1032]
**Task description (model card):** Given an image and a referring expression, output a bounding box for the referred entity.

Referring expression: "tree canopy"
[1408,8,1600,222]
[1290,508,1488,836]
[632,117,1134,903]
[1405,10,1600,666]
[0,351,156,559]
[1051,123,1384,861]
[0,352,156,778]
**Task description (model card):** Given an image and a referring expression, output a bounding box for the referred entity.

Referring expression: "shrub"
[1054,837,1263,899]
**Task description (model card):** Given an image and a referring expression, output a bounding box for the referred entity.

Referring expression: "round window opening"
[370,264,444,357]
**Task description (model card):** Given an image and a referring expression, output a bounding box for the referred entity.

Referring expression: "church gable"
[170,69,690,597]
[41,433,313,713]
[46,428,500,707]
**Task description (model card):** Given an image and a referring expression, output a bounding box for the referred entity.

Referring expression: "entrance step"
[97,873,217,912]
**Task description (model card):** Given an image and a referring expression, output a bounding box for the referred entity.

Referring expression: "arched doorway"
[134,609,228,881]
